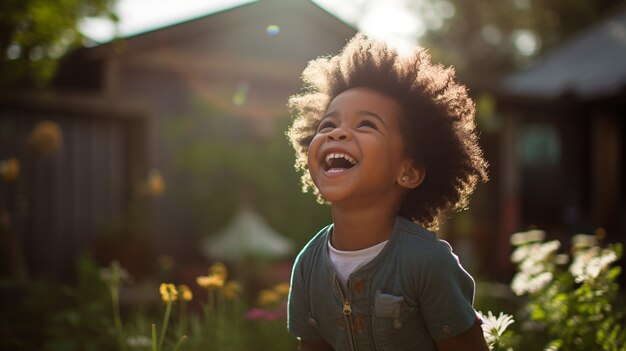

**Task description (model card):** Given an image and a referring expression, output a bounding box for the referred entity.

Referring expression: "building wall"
[0,94,148,279]
[496,96,625,278]
[88,1,356,259]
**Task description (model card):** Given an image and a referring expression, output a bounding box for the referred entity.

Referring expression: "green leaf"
[608,267,622,281]
[531,304,547,320]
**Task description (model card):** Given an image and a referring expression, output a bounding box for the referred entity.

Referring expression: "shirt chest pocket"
[372,290,435,351]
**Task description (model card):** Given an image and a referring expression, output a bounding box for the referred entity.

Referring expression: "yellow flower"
[27,120,63,157]
[147,169,165,197]
[273,282,290,297]
[209,262,228,281]
[222,281,241,300]
[159,283,178,302]
[196,274,224,289]
[0,158,20,183]
[258,289,280,307]
[178,284,193,301]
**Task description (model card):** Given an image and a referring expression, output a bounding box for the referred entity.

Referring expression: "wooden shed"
[52,0,356,270]
[492,7,626,273]
[0,92,148,279]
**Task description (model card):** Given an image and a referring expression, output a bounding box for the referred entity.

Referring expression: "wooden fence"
[0,92,148,280]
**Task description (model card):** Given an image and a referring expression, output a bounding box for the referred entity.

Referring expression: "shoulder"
[392,217,472,288]
[292,224,331,272]
[393,217,457,263]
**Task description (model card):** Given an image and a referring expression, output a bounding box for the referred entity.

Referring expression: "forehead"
[326,87,401,117]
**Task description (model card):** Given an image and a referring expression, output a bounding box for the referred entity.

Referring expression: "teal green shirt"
[288,216,477,351]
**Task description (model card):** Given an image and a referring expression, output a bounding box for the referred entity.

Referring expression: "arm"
[299,339,334,351]
[435,319,489,351]
[289,247,333,351]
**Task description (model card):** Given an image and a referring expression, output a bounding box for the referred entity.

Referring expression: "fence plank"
[0,92,148,280]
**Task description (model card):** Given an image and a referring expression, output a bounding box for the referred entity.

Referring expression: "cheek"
[306,136,322,169]
[389,135,408,162]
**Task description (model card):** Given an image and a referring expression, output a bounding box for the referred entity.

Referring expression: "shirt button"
[308,317,317,327]
[442,324,452,335]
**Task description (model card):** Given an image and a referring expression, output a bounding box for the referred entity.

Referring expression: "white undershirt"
[328,239,389,288]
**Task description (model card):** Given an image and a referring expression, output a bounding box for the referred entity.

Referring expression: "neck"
[330,205,398,251]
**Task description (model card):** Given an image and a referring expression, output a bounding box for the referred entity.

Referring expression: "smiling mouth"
[323,153,357,172]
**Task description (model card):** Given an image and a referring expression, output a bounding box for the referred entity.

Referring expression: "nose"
[327,126,351,141]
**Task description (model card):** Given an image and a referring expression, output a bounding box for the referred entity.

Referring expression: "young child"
[286,33,490,350]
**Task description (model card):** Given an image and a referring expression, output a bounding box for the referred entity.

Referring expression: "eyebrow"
[360,110,387,127]
[322,110,388,127]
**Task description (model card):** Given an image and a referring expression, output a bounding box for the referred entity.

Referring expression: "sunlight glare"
[481,25,503,45]
[513,29,540,56]
[80,0,255,43]
[6,44,21,60]
[434,0,455,19]
[513,0,531,10]
[358,1,424,56]
[232,82,250,106]
[266,25,280,36]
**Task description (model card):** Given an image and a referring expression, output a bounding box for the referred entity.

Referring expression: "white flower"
[510,229,546,246]
[518,255,545,275]
[511,270,553,296]
[477,311,515,348]
[511,240,560,264]
[510,240,559,295]
[530,272,553,292]
[570,247,618,283]
[127,335,151,347]
[554,254,569,265]
[511,244,532,263]
[571,234,597,249]
[99,263,132,285]
[532,240,560,263]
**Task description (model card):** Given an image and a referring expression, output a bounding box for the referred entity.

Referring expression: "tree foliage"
[0,0,118,88]
[164,98,331,248]
[413,0,625,83]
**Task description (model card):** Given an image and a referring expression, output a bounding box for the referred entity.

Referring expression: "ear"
[397,160,425,190]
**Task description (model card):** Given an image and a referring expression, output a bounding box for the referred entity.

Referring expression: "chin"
[317,189,349,204]
[318,193,341,203]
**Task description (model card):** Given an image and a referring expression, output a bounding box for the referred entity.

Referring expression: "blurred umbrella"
[201,207,294,261]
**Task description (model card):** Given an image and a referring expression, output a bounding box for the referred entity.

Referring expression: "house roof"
[90,0,257,43]
[54,0,357,97]
[503,7,626,100]
[83,0,355,59]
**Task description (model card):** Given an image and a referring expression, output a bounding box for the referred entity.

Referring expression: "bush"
[508,230,626,350]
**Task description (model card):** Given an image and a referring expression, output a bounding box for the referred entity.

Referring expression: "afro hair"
[287,33,488,230]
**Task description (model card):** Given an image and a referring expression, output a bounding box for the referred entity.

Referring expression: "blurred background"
[1,0,625,348]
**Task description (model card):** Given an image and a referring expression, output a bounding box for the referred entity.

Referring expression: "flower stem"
[158,300,173,351]
[177,299,187,337]
[216,290,224,347]
[151,323,157,351]
[110,284,125,350]
[172,335,188,351]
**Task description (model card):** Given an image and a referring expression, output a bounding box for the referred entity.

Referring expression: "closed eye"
[317,120,336,132]
[357,119,379,130]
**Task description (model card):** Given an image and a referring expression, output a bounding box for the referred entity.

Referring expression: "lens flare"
[232,82,249,106]
[266,24,280,36]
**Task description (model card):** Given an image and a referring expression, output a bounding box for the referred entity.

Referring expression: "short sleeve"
[417,241,477,340]
[287,253,324,343]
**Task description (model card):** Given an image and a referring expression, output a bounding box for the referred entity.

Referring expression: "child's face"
[307,87,412,206]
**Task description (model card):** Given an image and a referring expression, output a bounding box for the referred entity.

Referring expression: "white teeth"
[325,153,357,166]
